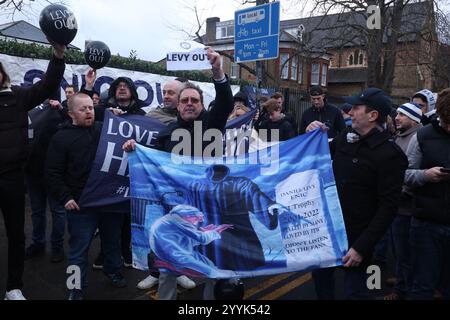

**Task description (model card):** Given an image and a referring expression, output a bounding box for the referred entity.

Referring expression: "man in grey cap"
[309,88,408,299]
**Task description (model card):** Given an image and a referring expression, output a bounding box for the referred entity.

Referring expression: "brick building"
[202,1,441,100]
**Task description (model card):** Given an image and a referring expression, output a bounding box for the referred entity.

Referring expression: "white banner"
[166,50,210,71]
[0,53,239,112]
[166,40,211,71]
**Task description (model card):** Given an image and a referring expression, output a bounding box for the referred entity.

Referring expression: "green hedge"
[0,39,248,86]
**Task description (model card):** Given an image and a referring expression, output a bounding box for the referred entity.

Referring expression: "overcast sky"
[5,0,446,62]
[0,0,308,62]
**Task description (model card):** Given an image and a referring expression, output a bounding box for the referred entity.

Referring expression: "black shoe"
[92,253,104,270]
[25,244,45,259]
[68,289,83,300]
[51,248,65,263]
[123,253,133,268]
[104,272,127,288]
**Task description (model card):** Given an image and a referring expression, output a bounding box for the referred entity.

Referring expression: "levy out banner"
[166,41,211,71]
[0,53,239,112]
[78,110,256,209]
[128,129,348,278]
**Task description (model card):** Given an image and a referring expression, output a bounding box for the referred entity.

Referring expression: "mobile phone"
[440,168,450,173]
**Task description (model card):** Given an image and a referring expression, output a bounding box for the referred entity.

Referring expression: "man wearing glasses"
[123,47,234,300]
[155,48,233,156]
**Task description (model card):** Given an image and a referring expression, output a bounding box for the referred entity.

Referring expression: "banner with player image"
[128,129,348,278]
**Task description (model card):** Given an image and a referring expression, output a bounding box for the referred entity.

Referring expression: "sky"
[0,0,310,62]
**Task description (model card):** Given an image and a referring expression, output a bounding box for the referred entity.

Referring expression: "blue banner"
[224,108,257,156]
[79,110,260,209]
[243,85,274,109]
[78,111,165,211]
[128,129,348,278]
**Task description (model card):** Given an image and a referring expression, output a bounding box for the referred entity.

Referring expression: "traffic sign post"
[234,1,280,63]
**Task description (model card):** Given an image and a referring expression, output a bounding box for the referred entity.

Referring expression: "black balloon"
[214,279,245,300]
[39,4,78,45]
[84,41,111,69]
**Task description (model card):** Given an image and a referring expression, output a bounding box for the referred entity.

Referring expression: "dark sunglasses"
[180,97,200,104]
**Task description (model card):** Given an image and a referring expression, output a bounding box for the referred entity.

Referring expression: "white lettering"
[101,142,129,176]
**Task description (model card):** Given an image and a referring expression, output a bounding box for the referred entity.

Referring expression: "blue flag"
[128,129,348,279]
[243,86,274,110]
[79,109,258,209]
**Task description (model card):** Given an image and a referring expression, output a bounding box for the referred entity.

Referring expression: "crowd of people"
[0,43,449,300]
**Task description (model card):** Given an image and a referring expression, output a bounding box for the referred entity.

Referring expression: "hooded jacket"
[414,89,437,125]
[414,89,436,113]
[233,91,249,107]
[0,55,65,175]
[94,77,146,121]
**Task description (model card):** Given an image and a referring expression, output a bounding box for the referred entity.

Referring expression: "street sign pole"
[234,0,279,112]
[256,0,269,107]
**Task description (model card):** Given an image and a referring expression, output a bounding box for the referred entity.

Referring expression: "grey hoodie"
[414,89,436,114]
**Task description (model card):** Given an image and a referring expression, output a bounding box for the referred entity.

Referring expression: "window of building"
[291,57,298,81]
[321,64,328,86]
[298,60,303,84]
[349,49,364,66]
[230,62,239,79]
[280,53,289,79]
[311,63,320,85]
[216,23,234,39]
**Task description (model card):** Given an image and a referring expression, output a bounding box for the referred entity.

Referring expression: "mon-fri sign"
[234,1,280,63]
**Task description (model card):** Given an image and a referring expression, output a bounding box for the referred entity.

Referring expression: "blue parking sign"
[234,2,280,62]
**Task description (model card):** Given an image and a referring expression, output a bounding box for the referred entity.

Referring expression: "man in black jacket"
[46,93,127,300]
[25,99,69,263]
[123,47,234,300]
[258,98,296,142]
[309,88,408,299]
[0,41,66,300]
[90,72,146,120]
[405,88,450,299]
[82,69,145,269]
[299,86,345,139]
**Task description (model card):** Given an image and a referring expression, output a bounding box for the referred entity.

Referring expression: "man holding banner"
[82,68,146,271]
[46,94,128,300]
[137,77,197,291]
[310,88,408,299]
[123,46,234,300]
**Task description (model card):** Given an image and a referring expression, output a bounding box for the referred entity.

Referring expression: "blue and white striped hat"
[397,102,422,123]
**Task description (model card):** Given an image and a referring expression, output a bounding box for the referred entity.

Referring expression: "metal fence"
[268,88,410,132]
[261,87,312,133]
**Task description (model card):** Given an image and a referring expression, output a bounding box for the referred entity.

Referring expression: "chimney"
[206,17,220,44]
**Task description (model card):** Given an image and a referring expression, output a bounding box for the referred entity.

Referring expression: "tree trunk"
[381,0,406,94]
